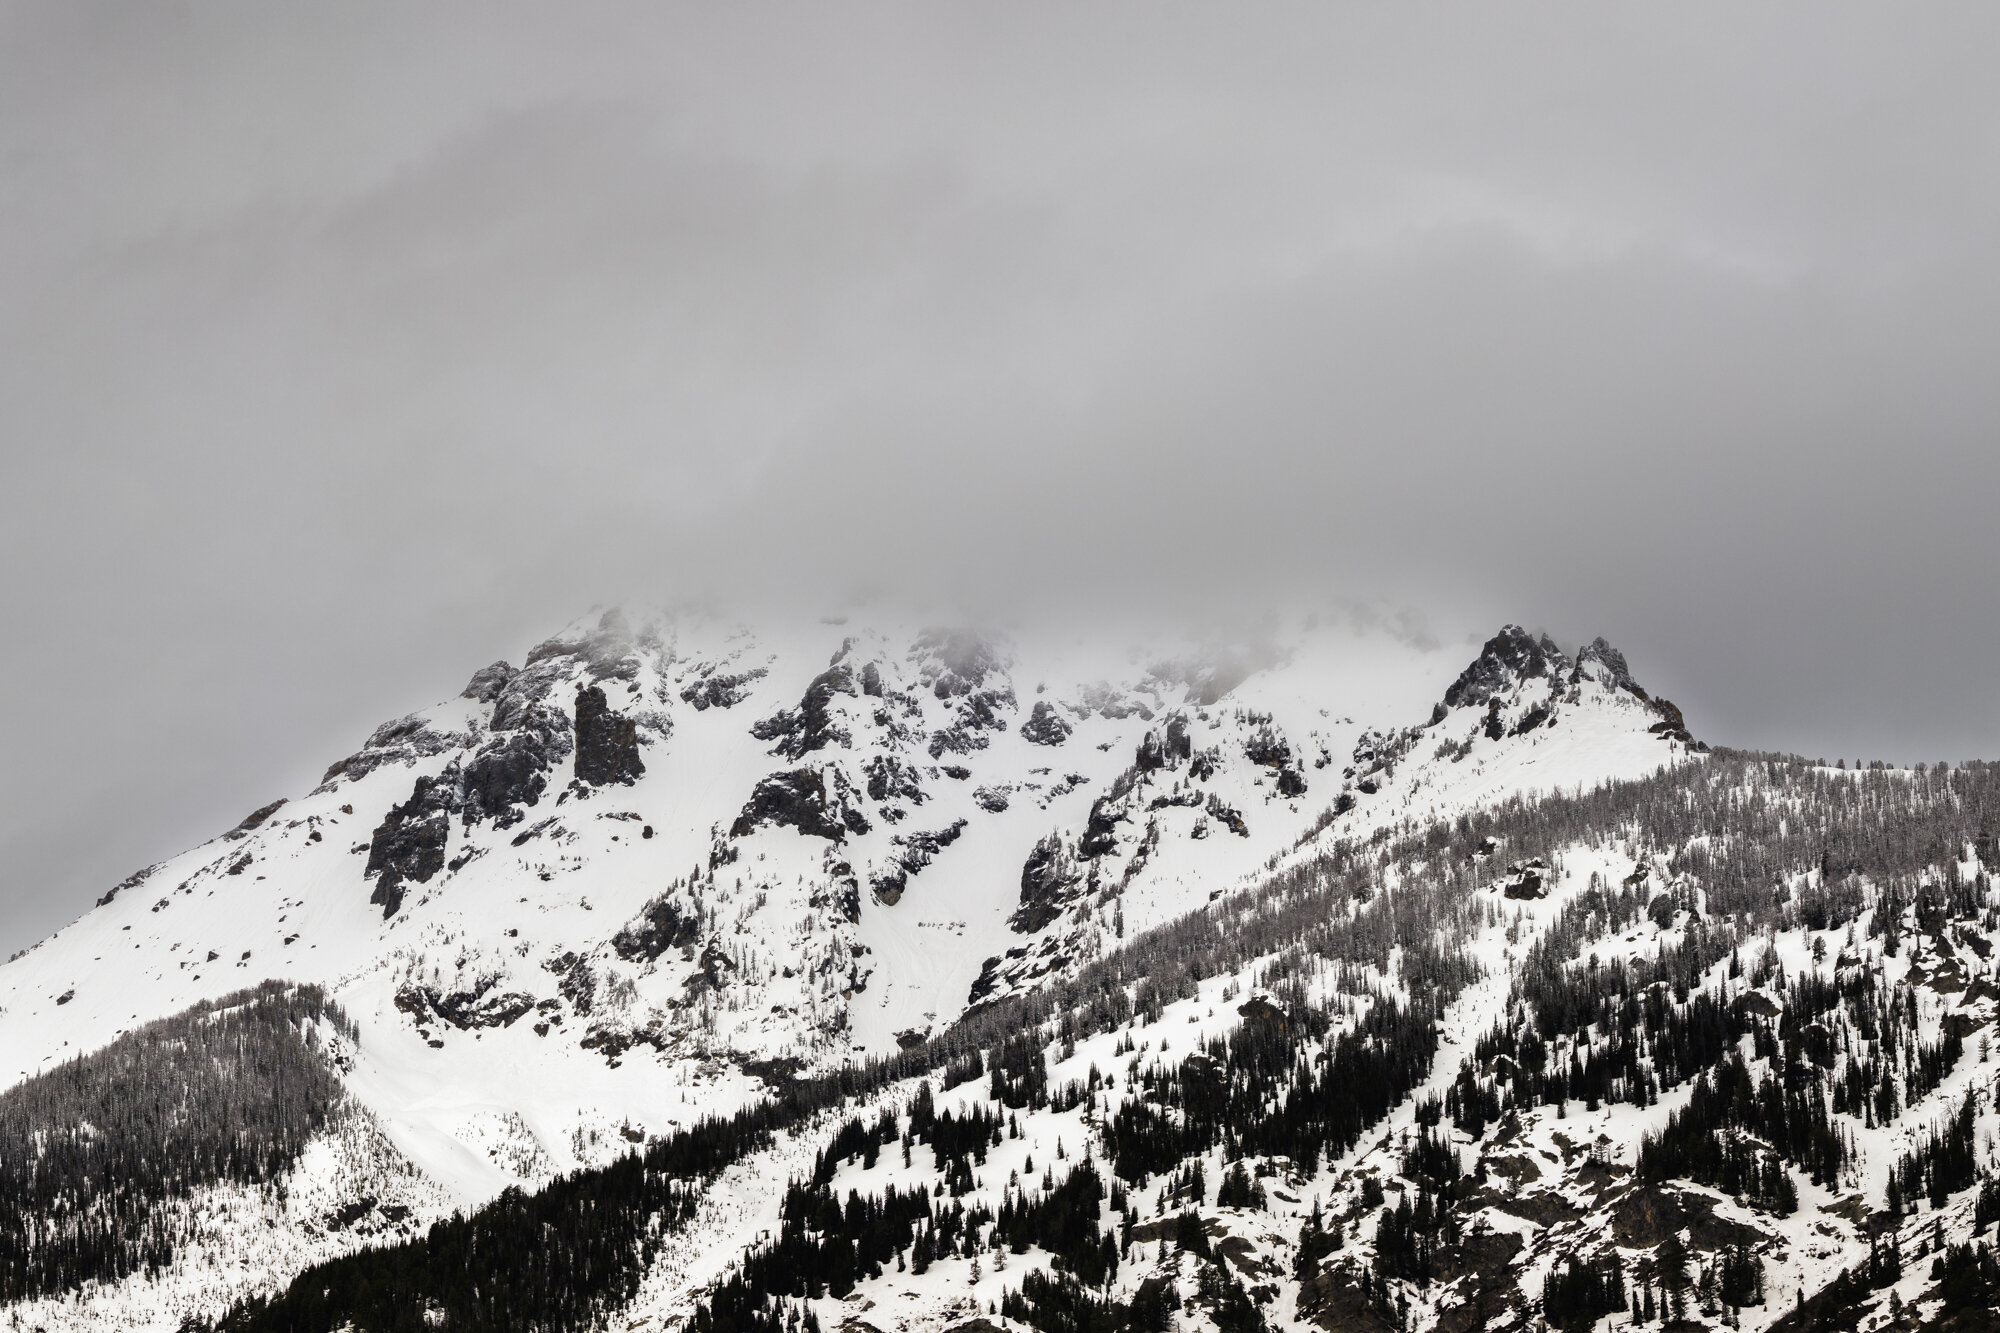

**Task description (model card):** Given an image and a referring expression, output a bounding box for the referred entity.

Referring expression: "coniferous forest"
[0,982,352,1302]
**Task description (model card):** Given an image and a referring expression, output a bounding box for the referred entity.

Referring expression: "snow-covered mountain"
[19,610,1999,1332]
[0,612,1684,1115]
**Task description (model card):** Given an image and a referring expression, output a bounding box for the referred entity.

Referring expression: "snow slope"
[0,610,1697,1328]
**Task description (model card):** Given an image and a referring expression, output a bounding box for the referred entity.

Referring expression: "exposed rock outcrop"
[679,666,767,711]
[460,661,515,703]
[1570,637,1641,696]
[1019,699,1073,746]
[916,628,1016,759]
[1646,697,1698,746]
[1498,857,1550,899]
[237,799,288,832]
[864,755,925,806]
[523,609,641,684]
[1136,715,1194,771]
[365,766,461,918]
[750,663,857,759]
[95,865,155,908]
[574,686,644,786]
[1078,793,1126,859]
[461,705,571,827]
[731,768,862,841]
[1442,625,1567,709]
[611,893,702,962]
[1012,832,1081,933]
[319,714,462,788]
[394,978,536,1031]
[870,820,968,904]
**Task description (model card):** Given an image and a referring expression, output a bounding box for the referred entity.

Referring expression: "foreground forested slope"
[182,753,2000,1333]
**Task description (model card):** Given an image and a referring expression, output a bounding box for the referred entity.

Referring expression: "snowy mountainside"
[186,753,2000,1333]
[0,610,1708,1329]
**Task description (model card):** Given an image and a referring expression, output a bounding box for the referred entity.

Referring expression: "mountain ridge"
[45,610,2000,1333]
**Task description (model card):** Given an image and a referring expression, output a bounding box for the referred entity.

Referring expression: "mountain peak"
[1441,624,1568,709]
[0,605,1736,1333]
[1572,634,1647,698]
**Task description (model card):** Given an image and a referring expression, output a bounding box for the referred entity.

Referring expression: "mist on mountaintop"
[4,4,1998,950]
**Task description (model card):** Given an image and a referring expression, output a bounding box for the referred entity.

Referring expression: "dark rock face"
[750,664,856,759]
[1646,697,1700,746]
[546,952,596,1015]
[1571,637,1643,697]
[679,666,767,711]
[460,661,515,703]
[611,893,701,962]
[731,768,850,841]
[1019,700,1072,746]
[813,862,863,924]
[320,714,460,787]
[869,871,907,905]
[1078,795,1125,859]
[461,706,571,827]
[323,1196,388,1231]
[917,628,1015,759]
[524,610,640,684]
[1012,832,1080,933]
[579,1023,669,1062]
[1427,1229,1526,1333]
[1294,1266,1399,1333]
[1610,1186,1763,1252]
[574,686,644,786]
[1510,701,1552,735]
[869,820,968,904]
[1136,719,1193,772]
[95,865,154,908]
[1499,858,1550,900]
[365,766,461,918]
[864,755,925,805]
[973,785,1010,813]
[232,799,288,834]
[927,721,992,759]
[394,979,536,1031]
[1443,625,1568,709]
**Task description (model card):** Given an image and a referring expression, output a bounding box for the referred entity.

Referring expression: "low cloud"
[3,3,1998,950]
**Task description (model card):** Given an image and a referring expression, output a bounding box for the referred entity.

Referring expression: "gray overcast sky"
[3,3,1998,954]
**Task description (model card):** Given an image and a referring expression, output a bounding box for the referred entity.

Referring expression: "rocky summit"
[3,608,1997,1333]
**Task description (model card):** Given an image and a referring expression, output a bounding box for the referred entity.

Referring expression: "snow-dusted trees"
[0,982,353,1302]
